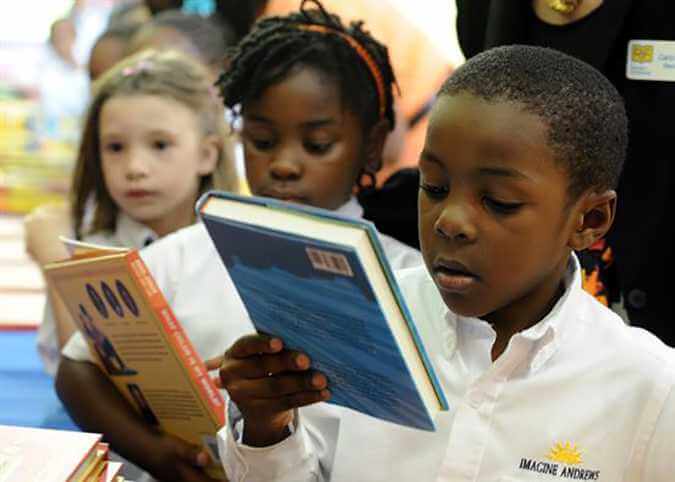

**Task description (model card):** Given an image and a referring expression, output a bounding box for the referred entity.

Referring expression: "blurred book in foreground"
[0,424,126,481]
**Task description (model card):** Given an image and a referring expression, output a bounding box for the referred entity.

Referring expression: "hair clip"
[182,0,216,17]
[121,59,153,77]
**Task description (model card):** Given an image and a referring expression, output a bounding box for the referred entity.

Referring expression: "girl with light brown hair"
[36,49,238,375]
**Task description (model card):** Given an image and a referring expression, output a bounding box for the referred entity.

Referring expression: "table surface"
[0,328,77,431]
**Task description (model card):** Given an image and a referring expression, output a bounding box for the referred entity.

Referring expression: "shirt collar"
[115,213,159,249]
[334,196,364,220]
[444,253,584,373]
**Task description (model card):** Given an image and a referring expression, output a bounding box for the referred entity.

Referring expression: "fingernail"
[196,452,209,467]
[269,338,282,351]
[312,374,326,388]
[296,354,310,369]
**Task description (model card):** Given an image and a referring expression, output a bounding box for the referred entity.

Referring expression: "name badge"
[626,40,675,82]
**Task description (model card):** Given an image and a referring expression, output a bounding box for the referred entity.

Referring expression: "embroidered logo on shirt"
[631,44,654,63]
[518,442,600,480]
[547,442,582,465]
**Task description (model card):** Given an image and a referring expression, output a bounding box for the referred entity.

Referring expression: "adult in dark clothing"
[456,0,674,345]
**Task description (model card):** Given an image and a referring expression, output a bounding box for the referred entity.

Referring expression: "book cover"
[44,246,226,479]
[198,191,448,431]
[0,425,101,482]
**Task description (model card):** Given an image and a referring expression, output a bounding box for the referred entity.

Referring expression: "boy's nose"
[434,203,477,244]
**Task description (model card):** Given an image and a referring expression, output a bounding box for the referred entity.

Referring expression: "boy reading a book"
[210,46,675,481]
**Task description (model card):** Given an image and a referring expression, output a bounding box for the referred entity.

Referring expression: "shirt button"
[627,289,647,309]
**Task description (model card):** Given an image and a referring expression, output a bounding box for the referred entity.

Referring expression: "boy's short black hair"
[440,45,627,199]
[216,0,397,132]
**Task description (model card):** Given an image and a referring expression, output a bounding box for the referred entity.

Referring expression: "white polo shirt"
[39,214,158,375]
[62,197,423,364]
[217,256,675,482]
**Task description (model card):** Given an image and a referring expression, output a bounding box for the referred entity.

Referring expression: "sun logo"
[547,442,583,465]
[631,44,654,63]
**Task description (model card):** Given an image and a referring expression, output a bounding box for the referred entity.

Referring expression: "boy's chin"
[438,292,492,320]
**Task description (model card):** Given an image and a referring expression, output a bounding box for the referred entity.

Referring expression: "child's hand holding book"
[207,334,331,447]
[147,432,218,482]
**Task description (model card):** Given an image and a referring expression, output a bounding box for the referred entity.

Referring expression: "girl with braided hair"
[215,0,419,265]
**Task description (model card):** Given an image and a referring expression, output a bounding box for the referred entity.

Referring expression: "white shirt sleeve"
[61,330,94,362]
[218,399,339,482]
[377,233,423,271]
[642,381,675,481]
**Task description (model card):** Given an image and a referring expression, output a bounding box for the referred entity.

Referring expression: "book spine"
[365,226,449,411]
[65,435,102,482]
[125,251,225,427]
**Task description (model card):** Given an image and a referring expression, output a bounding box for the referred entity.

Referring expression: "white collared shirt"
[62,197,423,365]
[217,255,675,482]
[39,214,158,375]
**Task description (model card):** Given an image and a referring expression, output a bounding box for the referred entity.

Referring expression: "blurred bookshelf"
[0,82,76,215]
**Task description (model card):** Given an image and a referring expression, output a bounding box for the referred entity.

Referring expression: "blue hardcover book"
[197,191,448,431]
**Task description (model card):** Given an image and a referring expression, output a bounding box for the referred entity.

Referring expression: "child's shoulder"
[395,264,446,316]
[144,222,210,253]
[378,232,423,271]
[576,289,675,381]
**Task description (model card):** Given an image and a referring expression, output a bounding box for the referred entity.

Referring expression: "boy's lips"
[433,259,479,293]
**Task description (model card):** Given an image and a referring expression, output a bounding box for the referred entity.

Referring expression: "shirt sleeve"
[218,398,338,482]
[61,330,94,362]
[642,380,675,481]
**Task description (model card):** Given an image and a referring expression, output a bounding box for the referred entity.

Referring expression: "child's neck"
[484,261,569,362]
[140,206,196,239]
[146,216,195,238]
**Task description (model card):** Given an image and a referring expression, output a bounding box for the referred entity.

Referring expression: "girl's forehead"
[245,67,354,121]
[260,66,341,102]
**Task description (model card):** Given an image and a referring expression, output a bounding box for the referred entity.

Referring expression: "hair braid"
[216,0,397,132]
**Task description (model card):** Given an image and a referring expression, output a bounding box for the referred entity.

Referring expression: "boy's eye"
[420,182,449,200]
[304,141,333,155]
[483,197,523,215]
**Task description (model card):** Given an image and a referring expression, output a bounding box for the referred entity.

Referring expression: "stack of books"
[0,425,127,481]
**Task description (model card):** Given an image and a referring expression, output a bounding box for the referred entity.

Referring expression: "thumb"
[173,438,211,467]
[204,356,224,371]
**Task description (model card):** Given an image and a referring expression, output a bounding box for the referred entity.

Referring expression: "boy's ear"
[568,190,616,251]
[198,134,221,176]
[364,119,390,174]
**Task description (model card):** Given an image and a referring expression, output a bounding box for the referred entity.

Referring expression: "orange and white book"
[44,241,226,480]
[0,425,102,482]
[102,461,123,482]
